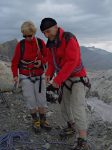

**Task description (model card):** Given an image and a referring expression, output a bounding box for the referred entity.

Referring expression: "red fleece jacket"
[11,37,48,77]
[46,28,87,86]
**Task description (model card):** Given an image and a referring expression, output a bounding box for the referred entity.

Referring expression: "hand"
[13,76,18,83]
[34,60,41,68]
[13,76,19,88]
[45,76,51,83]
[52,81,59,89]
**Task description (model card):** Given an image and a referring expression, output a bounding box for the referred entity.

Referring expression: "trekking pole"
[12,81,21,94]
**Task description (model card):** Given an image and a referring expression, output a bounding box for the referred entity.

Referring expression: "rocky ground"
[0,91,112,150]
[0,60,112,150]
[88,70,112,103]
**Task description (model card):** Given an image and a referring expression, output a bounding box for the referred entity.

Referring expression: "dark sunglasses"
[23,35,33,38]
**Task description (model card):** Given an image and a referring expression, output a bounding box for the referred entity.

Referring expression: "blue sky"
[0,0,112,52]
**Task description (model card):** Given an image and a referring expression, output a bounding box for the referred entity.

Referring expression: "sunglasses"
[23,35,33,38]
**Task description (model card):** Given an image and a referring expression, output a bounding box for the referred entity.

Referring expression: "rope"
[0,130,96,150]
[0,131,29,150]
[0,130,73,150]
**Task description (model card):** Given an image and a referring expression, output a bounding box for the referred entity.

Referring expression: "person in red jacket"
[11,21,51,132]
[40,18,90,150]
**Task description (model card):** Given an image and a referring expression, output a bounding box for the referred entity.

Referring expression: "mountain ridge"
[0,39,112,70]
[81,46,112,70]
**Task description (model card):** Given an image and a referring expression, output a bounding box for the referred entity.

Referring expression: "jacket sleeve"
[45,48,55,77]
[53,38,80,86]
[11,42,21,78]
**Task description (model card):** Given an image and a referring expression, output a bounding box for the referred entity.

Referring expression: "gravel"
[0,92,112,150]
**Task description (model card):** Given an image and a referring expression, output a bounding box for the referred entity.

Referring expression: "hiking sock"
[39,113,46,121]
[79,137,87,141]
[67,121,72,128]
[67,121,75,130]
[31,113,39,120]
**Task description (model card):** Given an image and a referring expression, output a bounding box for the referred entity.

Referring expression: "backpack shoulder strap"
[20,39,25,59]
[63,32,77,44]
[36,38,43,50]
[20,38,43,59]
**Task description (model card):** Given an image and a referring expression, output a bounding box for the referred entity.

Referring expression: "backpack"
[20,37,43,59]
[63,32,77,44]
[51,31,83,74]
[63,32,91,89]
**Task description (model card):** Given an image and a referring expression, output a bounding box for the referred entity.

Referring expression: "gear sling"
[18,38,44,93]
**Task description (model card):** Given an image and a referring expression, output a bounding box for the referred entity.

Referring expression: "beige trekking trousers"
[61,77,88,130]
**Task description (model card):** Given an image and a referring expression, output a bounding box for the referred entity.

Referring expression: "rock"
[42,142,51,149]
[88,70,112,103]
[0,60,13,91]
[0,61,112,150]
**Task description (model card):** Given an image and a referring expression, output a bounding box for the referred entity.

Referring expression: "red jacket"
[46,28,87,86]
[11,37,48,77]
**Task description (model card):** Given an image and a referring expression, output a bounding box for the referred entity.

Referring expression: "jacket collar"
[25,37,36,43]
[46,27,64,48]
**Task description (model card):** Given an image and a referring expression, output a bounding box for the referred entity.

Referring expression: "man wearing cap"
[40,18,90,150]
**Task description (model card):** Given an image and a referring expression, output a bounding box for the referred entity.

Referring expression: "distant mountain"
[0,39,112,70]
[80,46,112,71]
[86,46,111,55]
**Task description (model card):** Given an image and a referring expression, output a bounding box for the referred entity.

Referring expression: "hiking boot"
[72,138,90,150]
[32,119,41,133]
[59,126,75,137]
[40,120,52,131]
[59,122,76,137]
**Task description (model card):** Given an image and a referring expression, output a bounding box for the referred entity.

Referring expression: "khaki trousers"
[61,78,88,130]
[20,74,47,110]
